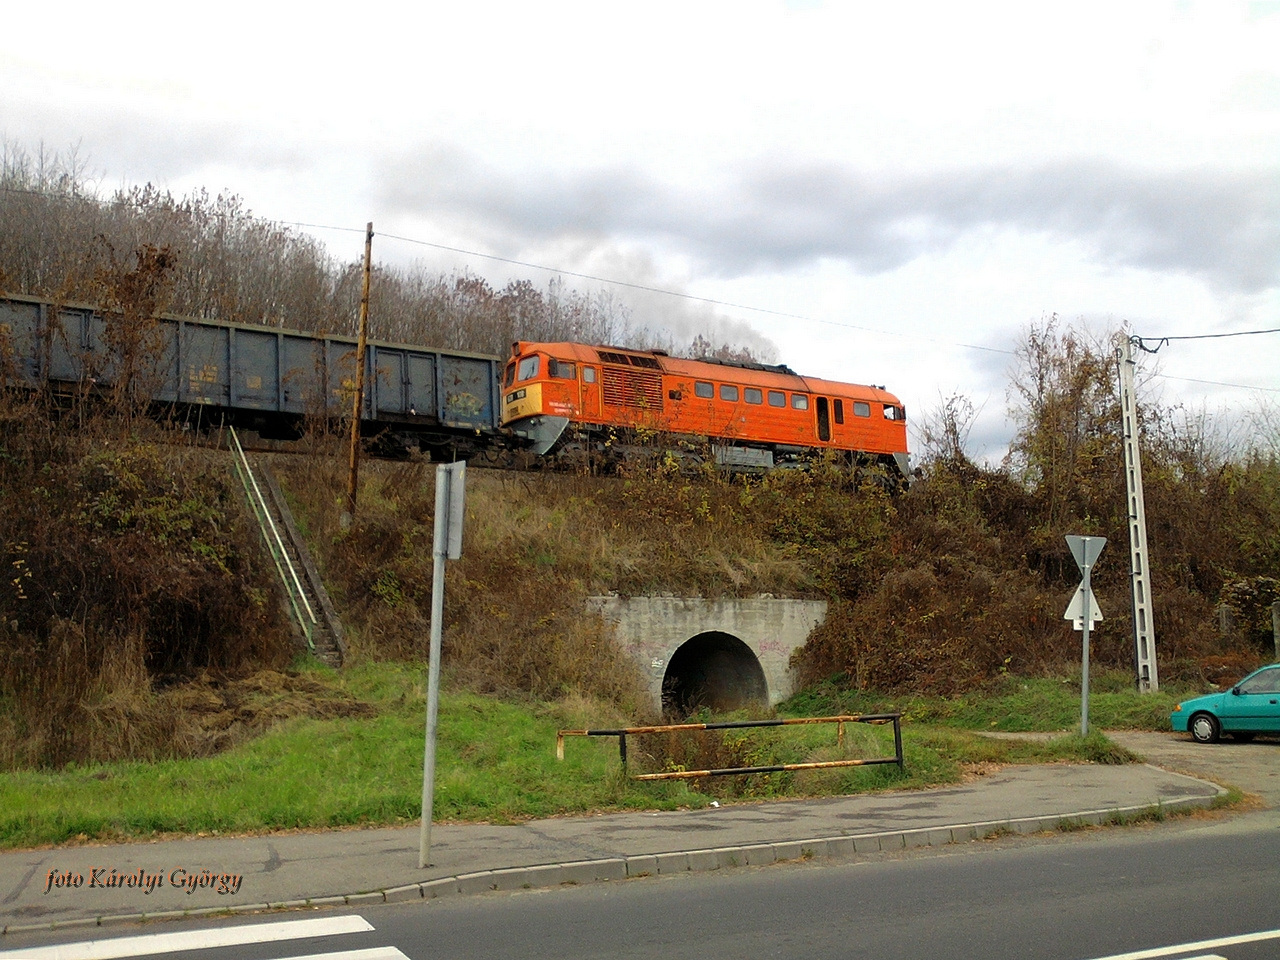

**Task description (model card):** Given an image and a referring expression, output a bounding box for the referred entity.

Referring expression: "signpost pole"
[419,462,466,869]
[1080,558,1092,737]
[1065,535,1106,738]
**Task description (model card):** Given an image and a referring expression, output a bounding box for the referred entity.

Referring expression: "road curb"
[0,788,1225,937]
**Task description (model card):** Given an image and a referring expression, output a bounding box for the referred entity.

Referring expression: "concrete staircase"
[228,428,345,666]
[257,464,346,666]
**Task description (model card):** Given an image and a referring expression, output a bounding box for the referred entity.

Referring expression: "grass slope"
[0,663,1148,850]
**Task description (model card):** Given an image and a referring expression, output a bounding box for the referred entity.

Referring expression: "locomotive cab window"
[883,404,903,420]
[854,401,871,418]
[720,384,739,402]
[582,366,596,383]
[517,356,540,382]
[504,363,516,388]
[768,390,786,407]
[792,394,808,410]
[833,399,844,424]
[549,359,576,380]
[695,381,713,399]
[744,387,763,405]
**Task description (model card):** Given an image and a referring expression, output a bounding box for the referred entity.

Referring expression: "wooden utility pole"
[344,222,374,524]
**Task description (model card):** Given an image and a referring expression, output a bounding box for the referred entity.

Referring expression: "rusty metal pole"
[343,222,374,525]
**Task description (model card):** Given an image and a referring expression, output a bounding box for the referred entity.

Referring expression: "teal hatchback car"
[1171,663,1280,743]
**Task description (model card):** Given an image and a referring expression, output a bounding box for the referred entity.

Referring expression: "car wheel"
[1231,731,1256,743]
[1189,712,1220,744]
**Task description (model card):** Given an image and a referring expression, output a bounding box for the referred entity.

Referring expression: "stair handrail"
[258,466,346,664]
[229,426,318,646]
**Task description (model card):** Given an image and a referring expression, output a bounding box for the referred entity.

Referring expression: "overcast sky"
[3,1,1277,461]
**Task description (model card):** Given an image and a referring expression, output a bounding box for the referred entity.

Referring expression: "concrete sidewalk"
[0,762,1223,935]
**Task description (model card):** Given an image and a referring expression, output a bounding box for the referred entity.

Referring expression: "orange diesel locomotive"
[501,341,909,476]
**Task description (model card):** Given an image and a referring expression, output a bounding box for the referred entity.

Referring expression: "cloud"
[515,238,782,362]
[382,149,1280,296]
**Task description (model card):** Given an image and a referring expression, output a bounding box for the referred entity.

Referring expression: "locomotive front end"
[501,343,572,455]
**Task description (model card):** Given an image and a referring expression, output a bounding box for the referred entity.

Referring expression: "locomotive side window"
[744,387,763,404]
[517,356,540,381]
[854,401,871,418]
[549,359,576,379]
[504,362,516,388]
[695,381,714,399]
[792,394,808,410]
[720,384,739,402]
[833,399,844,424]
[883,404,901,420]
[768,391,786,407]
[583,366,596,383]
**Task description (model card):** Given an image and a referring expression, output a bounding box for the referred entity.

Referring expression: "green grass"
[0,663,1151,850]
[782,670,1194,733]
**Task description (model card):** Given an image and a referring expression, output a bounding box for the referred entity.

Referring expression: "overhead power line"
[1135,328,1280,353]
[374,228,1017,358]
[1153,373,1280,394]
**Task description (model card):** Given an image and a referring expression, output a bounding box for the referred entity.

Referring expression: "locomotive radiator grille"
[602,367,664,410]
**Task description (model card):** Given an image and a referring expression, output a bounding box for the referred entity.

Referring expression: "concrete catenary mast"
[1117,335,1159,692]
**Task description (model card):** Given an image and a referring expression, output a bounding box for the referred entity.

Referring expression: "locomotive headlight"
[506,388,526,403]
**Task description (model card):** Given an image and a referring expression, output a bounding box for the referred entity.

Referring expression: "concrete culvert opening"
[661,631,768,717]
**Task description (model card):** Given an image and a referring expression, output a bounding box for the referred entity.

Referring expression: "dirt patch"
[960,760,1007,780]
[155,669,375,756]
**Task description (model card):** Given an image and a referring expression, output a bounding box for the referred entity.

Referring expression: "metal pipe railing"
[557,713,903,780]
[229,426,316,649]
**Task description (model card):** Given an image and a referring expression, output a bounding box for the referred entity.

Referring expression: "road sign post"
[1065,536,1106,737]
[419,461,466,869]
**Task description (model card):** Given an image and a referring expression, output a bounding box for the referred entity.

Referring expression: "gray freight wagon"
[0,294,504,458]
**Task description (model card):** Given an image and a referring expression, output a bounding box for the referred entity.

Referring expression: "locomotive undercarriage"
[541,421,907,482]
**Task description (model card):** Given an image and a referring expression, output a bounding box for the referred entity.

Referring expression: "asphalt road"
[5,810,1278,960]
[1109,730,1280,805]
[5,732,1275,960]
[369,813,1280,960]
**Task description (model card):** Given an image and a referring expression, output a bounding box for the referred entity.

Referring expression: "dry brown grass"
[0,397,296,769]
[269,458,878,714]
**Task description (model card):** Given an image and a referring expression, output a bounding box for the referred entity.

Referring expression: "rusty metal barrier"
[556,713,903,780]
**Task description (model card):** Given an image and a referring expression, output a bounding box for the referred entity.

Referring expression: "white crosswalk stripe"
[0,915,404,960]
[1081,927,1280,959]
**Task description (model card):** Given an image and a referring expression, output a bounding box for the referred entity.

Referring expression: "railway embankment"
[3,338,1278,847]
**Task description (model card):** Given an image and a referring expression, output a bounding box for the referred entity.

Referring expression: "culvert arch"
[661,631,768,716]
[587,595,828,713]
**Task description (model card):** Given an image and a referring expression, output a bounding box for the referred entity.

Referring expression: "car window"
[1238,668,1280,694]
